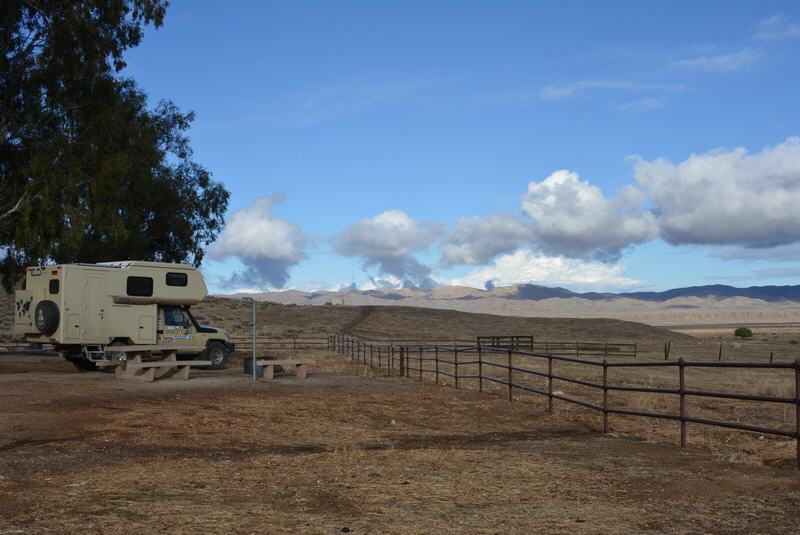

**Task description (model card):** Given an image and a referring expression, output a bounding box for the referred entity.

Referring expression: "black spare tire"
[34,300,60,335]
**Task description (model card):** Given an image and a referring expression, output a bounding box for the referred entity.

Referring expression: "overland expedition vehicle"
[13,261,234,371]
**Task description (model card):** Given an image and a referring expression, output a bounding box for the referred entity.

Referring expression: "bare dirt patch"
[1,351,799,533]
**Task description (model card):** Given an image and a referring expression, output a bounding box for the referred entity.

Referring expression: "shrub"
[734,327,753,339]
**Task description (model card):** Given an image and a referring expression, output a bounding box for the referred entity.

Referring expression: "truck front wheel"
[205,341,228,370]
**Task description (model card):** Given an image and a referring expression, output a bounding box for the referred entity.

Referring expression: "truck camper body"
[14,261,233,370]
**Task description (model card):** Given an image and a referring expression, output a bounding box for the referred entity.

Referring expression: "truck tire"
[34,300,60,335]
[205,341,228,370]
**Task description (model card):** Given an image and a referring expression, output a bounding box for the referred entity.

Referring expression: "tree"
[0,1,229,290]
[734,327,753,339]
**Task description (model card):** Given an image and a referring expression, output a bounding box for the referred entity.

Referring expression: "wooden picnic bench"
[255,358,314,382]
[100,345,209,382]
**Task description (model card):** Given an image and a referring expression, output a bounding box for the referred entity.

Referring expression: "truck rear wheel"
[205,341,228,370]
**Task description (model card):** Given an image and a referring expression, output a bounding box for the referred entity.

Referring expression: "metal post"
[370,344,374,367]
[435,345,439,384]
[718,342,723,362]
[604,342,608,357]
[634,342,638,359]
[507,348,513,401]
[454,346,459,389]
[390,345,394,375]
[679,358,687,448]
[478,343,483,392]
[795,358,800,469]
[770,352,774,364]
[243,297,256,382]
[602,361,608,433]
[419,345,423,381]
[547,354,553,414]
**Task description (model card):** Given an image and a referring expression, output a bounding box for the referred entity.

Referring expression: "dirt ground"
[1,351,799,534]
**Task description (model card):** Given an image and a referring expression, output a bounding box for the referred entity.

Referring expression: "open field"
[2,350,800,534]
[191,297,693,342]
[193,298,800,361]
[3,302,800,532]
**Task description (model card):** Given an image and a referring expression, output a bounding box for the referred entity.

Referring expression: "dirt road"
[1,353,798,534]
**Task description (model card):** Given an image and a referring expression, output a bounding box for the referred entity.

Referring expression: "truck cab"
[159,306,233,368]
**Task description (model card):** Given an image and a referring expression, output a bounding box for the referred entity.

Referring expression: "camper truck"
[13,261,234,371]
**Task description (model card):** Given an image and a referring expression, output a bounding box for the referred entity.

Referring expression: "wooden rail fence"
[329,333,800,468]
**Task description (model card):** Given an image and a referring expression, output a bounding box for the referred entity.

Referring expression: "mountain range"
[229,283,800,304]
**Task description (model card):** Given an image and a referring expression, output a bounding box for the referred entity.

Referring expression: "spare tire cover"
[34,300,60,335]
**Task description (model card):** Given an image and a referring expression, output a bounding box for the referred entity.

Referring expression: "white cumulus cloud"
[633,137,800,247]
[440,213,532,266]
[210,195,309,288]
[449,250,645,291]
[522,170,659,260]
[334,210,442,288]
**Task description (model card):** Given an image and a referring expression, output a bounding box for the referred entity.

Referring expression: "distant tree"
[0,1,229,290]
[734,327,753,339]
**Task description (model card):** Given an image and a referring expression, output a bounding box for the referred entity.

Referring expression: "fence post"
[718,342,723,362]
[370,344,374,367]
[576,340,580,359]
[795,358,799,469]
[770,352,774,364]
[293,337,297,357]
[679,358,687,448]
[602,360,608,434]
[419,345,423,381]
[455,346,459,389]
[604,342,608,357]
[634,342,638,359]
[435,345,439,384]
[507,348,513,402]
[547,354,554,414]
[478,343,483,393]
[390,345,395,375]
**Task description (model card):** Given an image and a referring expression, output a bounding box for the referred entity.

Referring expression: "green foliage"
[734,327,753,339]
[0,1,229,290]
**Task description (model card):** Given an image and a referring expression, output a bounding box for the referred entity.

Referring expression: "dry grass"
[193,297,693,343]
[2,351,800,533]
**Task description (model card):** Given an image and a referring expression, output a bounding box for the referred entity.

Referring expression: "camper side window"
[164,307,189,328]
[48,279,59,294]
[166,272,188,286]
[127,276,153,297]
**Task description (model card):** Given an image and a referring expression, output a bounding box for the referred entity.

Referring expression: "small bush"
[734,327,753,339]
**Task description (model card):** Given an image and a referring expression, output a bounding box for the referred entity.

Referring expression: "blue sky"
[124,1,800,293]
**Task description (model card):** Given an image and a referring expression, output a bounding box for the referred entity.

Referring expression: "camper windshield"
[164,307,189,328]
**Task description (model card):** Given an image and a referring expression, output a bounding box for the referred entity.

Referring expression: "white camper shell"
[13,261,233,370]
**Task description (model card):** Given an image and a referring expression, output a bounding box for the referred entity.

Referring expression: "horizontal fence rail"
[229,337,330,354]
[329,333,800,468]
